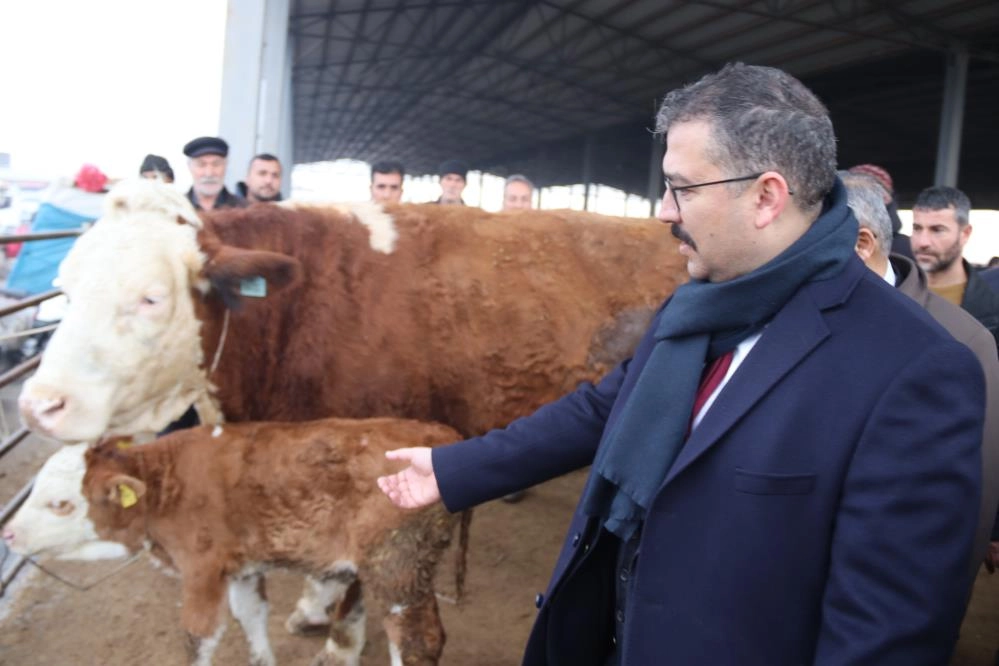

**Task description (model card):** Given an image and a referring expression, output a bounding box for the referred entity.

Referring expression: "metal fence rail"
[0,227,84,595]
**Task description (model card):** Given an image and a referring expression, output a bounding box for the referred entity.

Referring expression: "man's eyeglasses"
[663,173,793,210]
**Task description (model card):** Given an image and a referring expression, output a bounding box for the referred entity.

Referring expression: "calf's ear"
[202,246,303,310]
[106,475,147,509]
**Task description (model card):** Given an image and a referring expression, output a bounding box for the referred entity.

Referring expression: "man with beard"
[378,63,984,665]
[237,153,283,203]
[182,136,247,211]
[843,172,999,585]
[912,185,999,345]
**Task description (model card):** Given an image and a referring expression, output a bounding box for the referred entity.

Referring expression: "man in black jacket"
[912,185,999,346]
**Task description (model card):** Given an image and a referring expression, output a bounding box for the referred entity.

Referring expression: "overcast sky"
[0,1,227,186]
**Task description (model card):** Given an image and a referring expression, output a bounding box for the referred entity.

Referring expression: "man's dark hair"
[655,62,836,211]
[250,153,280,166]
[914,186,971,227]
[139,154,174,181]
[371,161,405,180]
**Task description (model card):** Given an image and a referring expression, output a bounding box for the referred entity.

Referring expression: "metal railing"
[0,227,84,595]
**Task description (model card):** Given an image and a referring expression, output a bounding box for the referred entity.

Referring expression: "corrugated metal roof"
[288,0,999,205]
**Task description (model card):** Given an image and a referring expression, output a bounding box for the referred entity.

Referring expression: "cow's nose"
[2,527,15,545]
[18,391,67,433]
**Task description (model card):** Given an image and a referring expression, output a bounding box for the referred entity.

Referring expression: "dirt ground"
[1,376,998,664]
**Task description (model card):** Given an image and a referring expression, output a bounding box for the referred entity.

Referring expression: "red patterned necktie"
[687,350,735,437]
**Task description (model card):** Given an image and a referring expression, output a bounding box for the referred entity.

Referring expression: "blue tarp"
[5,203,88,295]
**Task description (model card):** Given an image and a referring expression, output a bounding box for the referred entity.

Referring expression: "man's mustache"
[670,223,697,250]
[197,178,222,186]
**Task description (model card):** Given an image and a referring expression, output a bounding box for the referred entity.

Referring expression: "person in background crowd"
[182,136,247,212]
[433,159,467,205]
[237,153,283,203]
[502,174,535,211]
[842,170,999,584]
[5,164,108,297]
[912,185,999,345]
[138,154,174,183]
[378,62,983,666]
[978,255,999,293]
[370,161,405,205]
[847,163,913,260]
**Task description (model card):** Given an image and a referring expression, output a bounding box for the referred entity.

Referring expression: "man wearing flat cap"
[182,136,247,211]
[433,159,468,205]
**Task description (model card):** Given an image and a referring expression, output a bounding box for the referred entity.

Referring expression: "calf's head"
[2,443,133,560]
[18,180,300,441]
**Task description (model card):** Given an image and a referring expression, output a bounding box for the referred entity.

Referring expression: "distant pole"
[647,133,664,217]
[582,133,594,211]
[934,49,968,187]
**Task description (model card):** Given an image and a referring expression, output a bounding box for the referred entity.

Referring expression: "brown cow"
[20,181,685,441]
[5,418,468,666]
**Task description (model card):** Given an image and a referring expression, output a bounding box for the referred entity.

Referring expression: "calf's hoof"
[308,645,360,666]
[285,608,332,636]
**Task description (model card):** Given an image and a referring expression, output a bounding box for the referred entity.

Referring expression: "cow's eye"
[45,499,74,516]
[141,296,161,306]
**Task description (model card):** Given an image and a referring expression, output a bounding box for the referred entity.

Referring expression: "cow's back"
[199,204,685,435]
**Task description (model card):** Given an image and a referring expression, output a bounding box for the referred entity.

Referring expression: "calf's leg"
[382,594,445,666]
[309,578,366,666]
[286,571,350,634]
[227,571,276,666]
[181,567,229,666]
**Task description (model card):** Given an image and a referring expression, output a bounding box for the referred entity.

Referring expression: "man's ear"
[106,475,147,509]
[202,246,302,310]
[855,227,877,262]
[961,223,973,246]
[752,172,792,229]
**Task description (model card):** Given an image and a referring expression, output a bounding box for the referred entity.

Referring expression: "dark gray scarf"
[582,179,858,540]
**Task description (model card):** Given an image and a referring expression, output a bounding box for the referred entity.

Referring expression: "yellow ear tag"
[116,438,134,450]
[118,484,138,509]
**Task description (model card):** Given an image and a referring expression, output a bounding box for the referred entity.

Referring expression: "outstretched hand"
[377,447,441,509]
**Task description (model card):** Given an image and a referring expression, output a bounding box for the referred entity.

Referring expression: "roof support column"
[933,49,968,187]
[582,133,594,211]
[218,0,292,193]
[647,134,663,217]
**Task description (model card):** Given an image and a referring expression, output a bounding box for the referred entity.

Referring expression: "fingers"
[377,473,408,506]
[385,447,418,462]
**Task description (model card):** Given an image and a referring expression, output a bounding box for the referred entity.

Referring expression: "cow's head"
[2,444,129,560]
[18,180,300,441]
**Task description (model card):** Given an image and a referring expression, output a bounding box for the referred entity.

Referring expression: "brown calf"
[83,418,467,666]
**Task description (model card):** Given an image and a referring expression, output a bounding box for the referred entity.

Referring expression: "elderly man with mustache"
[182,136,247,212]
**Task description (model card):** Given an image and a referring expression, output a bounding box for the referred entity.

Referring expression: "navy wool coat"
[434,256,984,666]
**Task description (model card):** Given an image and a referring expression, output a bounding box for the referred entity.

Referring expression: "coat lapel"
[662,286,832,487]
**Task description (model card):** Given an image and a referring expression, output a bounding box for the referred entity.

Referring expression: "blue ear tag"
[239,276,267,298]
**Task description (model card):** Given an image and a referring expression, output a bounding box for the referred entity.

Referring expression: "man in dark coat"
[378,63,983,665]
[182,136,247,211]
[843,171,999,584]
[912,185,999,347]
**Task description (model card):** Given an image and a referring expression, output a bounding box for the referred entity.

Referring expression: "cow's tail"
[454,509,473,604]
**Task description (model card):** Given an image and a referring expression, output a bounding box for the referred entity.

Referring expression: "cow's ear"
[202,246,302,310]
[106,475,147,509]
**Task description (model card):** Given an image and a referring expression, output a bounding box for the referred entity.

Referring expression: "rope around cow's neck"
[208,309,230,376]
